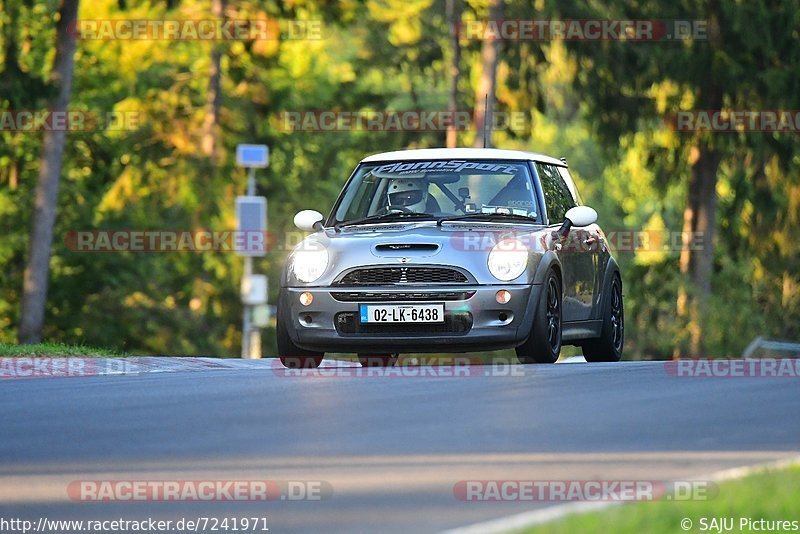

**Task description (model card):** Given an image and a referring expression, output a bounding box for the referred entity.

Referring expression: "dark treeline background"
[1,0,798,358]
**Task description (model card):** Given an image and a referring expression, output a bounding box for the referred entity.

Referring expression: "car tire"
[516,269,562,364]
[277,311,324,369]
[582,274,624,362]
[358,354,398,367]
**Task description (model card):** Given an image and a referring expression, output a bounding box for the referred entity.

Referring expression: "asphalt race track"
[1,358,798,533]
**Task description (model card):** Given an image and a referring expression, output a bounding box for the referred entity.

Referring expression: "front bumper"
[279,284,541,353]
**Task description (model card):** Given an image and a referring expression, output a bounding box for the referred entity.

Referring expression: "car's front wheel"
[582,274,624,362]
[277,310,324,368]
[516,269,562,364]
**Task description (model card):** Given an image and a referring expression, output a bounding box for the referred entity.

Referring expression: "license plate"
[359,303,445,323]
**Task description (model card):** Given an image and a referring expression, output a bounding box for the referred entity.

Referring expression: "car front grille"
[334,312,473,336]
[336,267,469,285]
[330,291,475,302]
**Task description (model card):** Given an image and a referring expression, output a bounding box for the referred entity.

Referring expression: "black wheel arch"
[517,252,562,341]
[594,256,622,321]
[531,250,562,287]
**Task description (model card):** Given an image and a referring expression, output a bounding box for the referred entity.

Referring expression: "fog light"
[495,289,511,304]
[299,292,313,306]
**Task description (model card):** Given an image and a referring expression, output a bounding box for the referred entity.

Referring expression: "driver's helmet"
[387,178,429,213]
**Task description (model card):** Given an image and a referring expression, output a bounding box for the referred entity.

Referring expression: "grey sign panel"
[235,196,267,256]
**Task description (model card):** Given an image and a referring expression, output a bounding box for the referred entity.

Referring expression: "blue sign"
[236,144,269,168]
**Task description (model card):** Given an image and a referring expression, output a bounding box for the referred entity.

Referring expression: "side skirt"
[562,320,603,344]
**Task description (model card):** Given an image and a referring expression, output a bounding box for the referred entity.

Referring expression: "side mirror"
[294,209,324,232]
[565,205,597,228]
[552,205,598,241]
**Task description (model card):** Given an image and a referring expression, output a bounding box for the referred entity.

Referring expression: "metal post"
[236,145,268,359]
[241,167,259,359]
[241,254,252,358]
[247,166,255,196]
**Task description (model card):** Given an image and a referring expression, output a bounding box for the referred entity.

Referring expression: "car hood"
[285,221,553,286]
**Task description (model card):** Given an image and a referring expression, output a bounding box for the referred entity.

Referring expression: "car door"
[536,163,596,321]
[557,166,603,317]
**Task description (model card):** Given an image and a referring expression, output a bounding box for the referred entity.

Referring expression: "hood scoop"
[373,243,440,257]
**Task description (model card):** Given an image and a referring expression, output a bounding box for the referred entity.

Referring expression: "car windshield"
[332,159,540,225]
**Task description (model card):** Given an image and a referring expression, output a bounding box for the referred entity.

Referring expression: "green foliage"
[547,0,800,356]
[0,341,122,357]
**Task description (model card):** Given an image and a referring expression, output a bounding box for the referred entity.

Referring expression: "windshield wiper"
[336,212,434,229]
[437,212,538,226]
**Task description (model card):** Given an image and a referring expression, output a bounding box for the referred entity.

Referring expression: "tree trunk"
[201,0,225,162]
[472,0,503,148]
[676,139,721,356]
[9,162,18,190]
[18,0,81,344]
[675,2,723,358]
[446,0,461,148]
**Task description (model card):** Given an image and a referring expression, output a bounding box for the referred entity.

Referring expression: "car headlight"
[488,238,528,281]
[291,245,329,283]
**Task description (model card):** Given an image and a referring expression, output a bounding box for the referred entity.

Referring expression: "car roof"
[360,148,566,167]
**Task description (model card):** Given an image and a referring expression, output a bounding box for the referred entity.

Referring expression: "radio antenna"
[483,93,489,149]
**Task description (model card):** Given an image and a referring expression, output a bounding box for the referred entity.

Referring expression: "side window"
[557,167,583,206]
[536,163,575,224]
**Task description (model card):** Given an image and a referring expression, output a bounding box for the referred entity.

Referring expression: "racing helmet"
[387,178,429,213]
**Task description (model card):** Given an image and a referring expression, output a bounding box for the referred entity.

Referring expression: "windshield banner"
[374,160,518,176]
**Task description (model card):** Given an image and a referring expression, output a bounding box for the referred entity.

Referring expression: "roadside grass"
[0,342,124,357]
[518,464,800,534]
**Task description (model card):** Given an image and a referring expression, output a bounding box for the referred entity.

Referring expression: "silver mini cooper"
[278,148,623,368]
